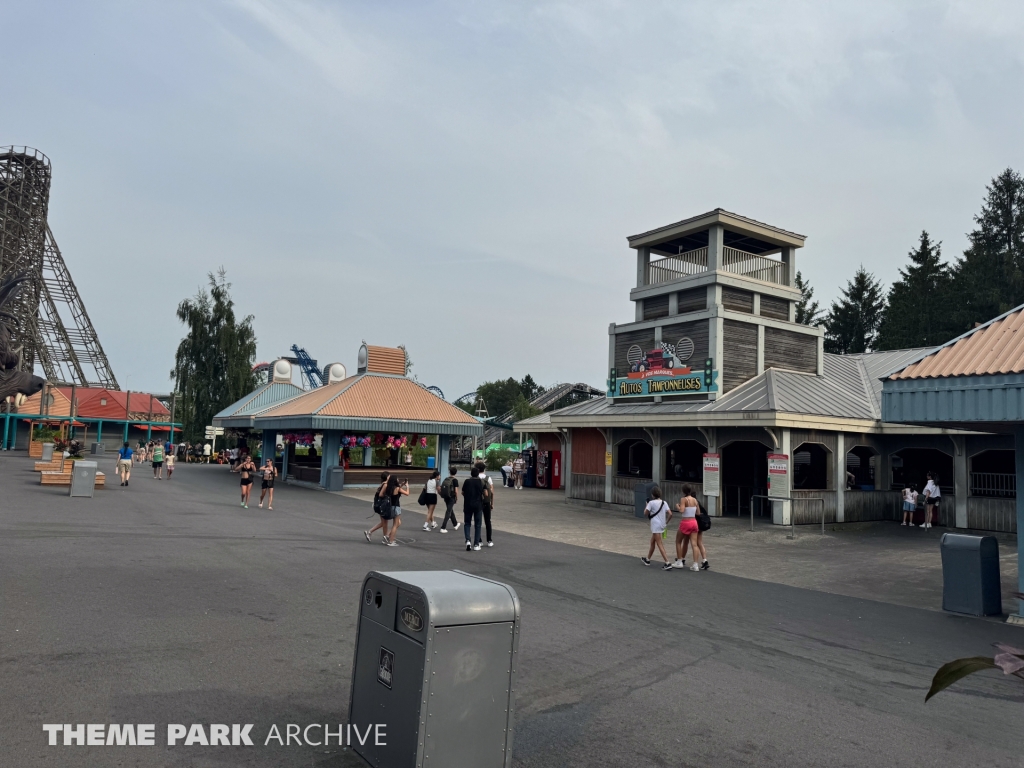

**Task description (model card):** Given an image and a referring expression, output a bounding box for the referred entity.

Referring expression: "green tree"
[476,376,547,418]
[171,270,257,441]
[794,271,821,325]
[951,168,1024,329]
[875,231,954,350]
[824,267,886,354]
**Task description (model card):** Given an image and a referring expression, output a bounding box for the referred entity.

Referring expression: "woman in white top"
[422,469,441,531]
[901,485,918,526]
[922,472,941,529]
[674,484,708,571]
[641,485,674,570]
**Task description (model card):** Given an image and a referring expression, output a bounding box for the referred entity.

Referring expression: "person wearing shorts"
[151,441,165,479]
[365,472,392,543]
[422,469,441,530]
[115,442,133,486]
[923,472,941,530]
[236,454,256,508]
[901,485,918,526]
[258,458,277,509]
[641,485,673,569]
[165,450,175,479]
[674,485,707,571]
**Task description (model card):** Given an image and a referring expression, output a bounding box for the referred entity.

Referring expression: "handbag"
[417,485,428,506]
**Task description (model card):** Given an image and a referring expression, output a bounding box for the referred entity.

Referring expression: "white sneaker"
[487,541,493,547]
[430,521,438,529]
[690,563,700,571]
[672,559,684,569]
[472,544,481,551]
[454,522,461,531]
[385,540,399,547]
[466,541,472,551]
[439,527,448,534]
[423,522,430,531]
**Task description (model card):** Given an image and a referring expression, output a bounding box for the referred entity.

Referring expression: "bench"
[40,470,105,488]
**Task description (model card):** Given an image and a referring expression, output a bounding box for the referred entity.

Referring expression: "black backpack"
[440,476,456,500]
[696,501,711,531]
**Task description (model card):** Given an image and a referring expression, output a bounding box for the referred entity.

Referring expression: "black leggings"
[482,504,492,542]
[441,498,458,529]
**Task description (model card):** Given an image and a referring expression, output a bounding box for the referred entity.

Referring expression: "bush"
[485,448,517,471]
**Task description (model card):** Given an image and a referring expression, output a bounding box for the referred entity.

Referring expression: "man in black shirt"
[462,467,485,551]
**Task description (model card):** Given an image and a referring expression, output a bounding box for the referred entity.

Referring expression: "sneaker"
[662,562,675,571]
[439,527,448,534]
[364,531,371,542]
[423,522,430,531]
[258,502,263,508]
[431,521,438,529]
[690,563,700,571]
[385,540,399,547]
[487,541,493,547]
[472,544,481,551]
[641,557,651,566]
[672,559,684,569]
[382,536,389,545]
[453,522,461,531]
[243,504,248,509]
[466,541,472,551]
[701,560,710,571]
[268,506,272,510]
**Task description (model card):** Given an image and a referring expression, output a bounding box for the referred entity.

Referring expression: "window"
[100,398,107,406]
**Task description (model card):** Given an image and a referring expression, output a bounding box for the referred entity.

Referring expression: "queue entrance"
[721,441,769,517]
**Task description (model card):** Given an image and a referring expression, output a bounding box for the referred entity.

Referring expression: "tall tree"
[875,231,953,350]
[474,375,547,418]
[951,168,1024,328]
[171,270,257,441]
[823,266,886,354]
[794,271,821,325]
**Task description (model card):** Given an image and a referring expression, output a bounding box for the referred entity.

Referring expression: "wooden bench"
[40,470,105,488]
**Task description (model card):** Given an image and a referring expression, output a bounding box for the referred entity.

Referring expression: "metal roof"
[627,208,806,246]
[212,381,306,428]
[889,304,1024,380]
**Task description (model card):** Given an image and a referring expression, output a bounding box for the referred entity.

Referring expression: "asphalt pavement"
[1,456,1023,767]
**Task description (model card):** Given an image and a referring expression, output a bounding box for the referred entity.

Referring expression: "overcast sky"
[3,0,1024,399]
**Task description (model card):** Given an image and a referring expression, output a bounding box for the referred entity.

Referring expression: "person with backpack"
[438,466,461,533]
[641,485,673,569]
[421,469,441,531]
[673,485,709,571]
[462,467,485,551]
[115,441,133,486]
[384,476,409,547]
[478,462,496,547]
[151,440,165,479]
[365,472,392,543]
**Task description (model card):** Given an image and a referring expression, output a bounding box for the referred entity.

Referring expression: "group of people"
[229,453,278,509]
[364,461,496,550]
[641,484,710,571]
[900,470,942,529]
[115,439,176,485]
[500,454,528,490]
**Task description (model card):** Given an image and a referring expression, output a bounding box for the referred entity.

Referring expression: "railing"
[647,248,708,285]
[970,472,1015,498]
[722,247,787,285]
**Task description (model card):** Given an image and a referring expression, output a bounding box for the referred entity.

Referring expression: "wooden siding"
[613,475,648,505]
[643,294,670,321]
[792,490,837,524]
[659,481,706,509]
[967,497,1017,533]
[844,491,902,522]
[614,328,656,372]
[571,473,605,502]
[722,287,754,313]
[660,319,709,366]
[790,430,838,454]
[677,287,707,314]
[537,433,561,452]
[722,320,758,392]
[763,327,817,374]
[572,428,606,474]
[759,294,790,321]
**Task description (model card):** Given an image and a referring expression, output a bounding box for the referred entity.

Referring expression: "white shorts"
[650,518,666,535]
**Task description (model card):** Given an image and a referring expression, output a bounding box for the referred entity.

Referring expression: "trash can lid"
[372,570,519,627]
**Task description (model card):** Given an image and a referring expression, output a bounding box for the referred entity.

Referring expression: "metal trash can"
[634,481,657,519]
[69,460,97,498]
[89,442,105,455]
[328,466,345,491]
[349,570,520,768]
[940,533,1002,616]
[41,442,54,462]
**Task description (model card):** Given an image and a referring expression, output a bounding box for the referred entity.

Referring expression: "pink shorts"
[678,518,699,536]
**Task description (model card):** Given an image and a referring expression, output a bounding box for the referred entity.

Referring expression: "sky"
[2,0,1024,399]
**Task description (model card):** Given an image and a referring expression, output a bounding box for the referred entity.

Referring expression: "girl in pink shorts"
[673,484,708,571]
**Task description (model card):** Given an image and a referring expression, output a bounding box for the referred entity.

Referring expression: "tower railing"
[721,247,787,285]
[647,247,708,285]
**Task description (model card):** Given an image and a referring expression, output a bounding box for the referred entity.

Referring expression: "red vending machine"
[535,450,550,488]
[550,450,561,490]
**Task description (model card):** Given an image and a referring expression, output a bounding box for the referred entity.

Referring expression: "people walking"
[640,485,673,569]
[922,471,941,529]
[165,447,175,479]
[203,442,211,463]
[901,484,919,526]
[422,469,441,531]
[673,485,708,571]
[116,441,133,486]
[236,453,256,508]
[365,472,392,543]
[384,475,408,546]
[258,457,277,509]
[438,466,461,533]
[462,467,485,551]
[477,461,496,547]
[151,440,165,479]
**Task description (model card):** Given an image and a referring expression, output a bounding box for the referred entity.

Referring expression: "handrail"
[752,494,825,537]
[722,247,787,285]
[647,247,708,285]
[646,246,789,287]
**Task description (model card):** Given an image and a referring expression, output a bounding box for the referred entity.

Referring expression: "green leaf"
[926,657,997,702]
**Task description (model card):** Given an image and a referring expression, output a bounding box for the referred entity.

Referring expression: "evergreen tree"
[171,270,258,441]
[794,271,821,325]
[951,168,1024,328]
[875,231,953,350]
[823,266,886,354]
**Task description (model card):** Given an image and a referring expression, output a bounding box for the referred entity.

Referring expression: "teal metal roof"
[213,381,305,428]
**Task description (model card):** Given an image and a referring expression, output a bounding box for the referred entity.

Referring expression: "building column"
[951,435,968,528]
[636,247,650,288]
[709,313,724,396]
[707,225,724,271]
[835,432,846,523]
[756,325,765,375]
[781,246,797,287]
[320,431,340,488]
[668,292,678,316]
[599,428,612,504]
[701,427,718,516]
[281,440,289,478]
[1013,427,1024,621]
[560,428,572,499]
[773,428,792,525]
[438,434,451,474]
[262,429,276,465]
[646,428,661,485]
[97,420,103,444]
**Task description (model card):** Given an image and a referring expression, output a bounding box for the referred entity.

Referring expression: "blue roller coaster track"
[289,345,324,389]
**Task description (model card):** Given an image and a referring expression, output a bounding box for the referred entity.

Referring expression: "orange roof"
[891,306,1024,380]
[17,387,171,418]
[365,346,407,375]
[259,374,479,424]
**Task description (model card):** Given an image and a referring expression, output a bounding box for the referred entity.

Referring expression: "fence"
[970,472,1015,498]
[721,247,787,285]
[647,248,708,285]
[967,497,1017,533]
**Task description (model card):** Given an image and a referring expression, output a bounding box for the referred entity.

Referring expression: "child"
[901,485,918,526]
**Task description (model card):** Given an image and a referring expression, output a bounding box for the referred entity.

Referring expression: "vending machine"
[523,449,537,487]
[550,450,561,490]
[536,451,550,488]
